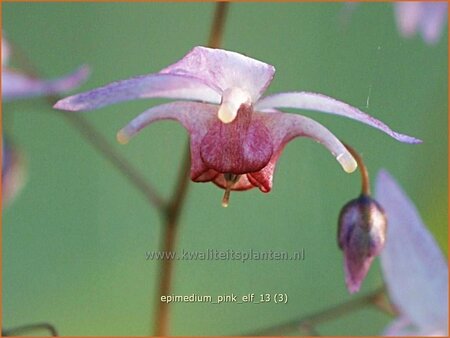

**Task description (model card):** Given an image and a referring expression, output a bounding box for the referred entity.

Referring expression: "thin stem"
[153,145,190,336]
[344,143,370,195]
[60,111,165,209]
[7,41,166,211]
[208,2,229,48]
[248,286,388,336]
[2,322,58,336]
[152,2,229,336]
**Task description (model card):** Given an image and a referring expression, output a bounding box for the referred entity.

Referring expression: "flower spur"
[54,46,420,206]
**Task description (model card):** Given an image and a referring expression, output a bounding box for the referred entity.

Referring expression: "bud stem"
[343,143,370,195]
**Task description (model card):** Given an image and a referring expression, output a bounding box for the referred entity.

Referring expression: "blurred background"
[2,2,447,336]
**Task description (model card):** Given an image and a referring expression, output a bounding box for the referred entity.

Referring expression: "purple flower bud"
[338,194,387,293]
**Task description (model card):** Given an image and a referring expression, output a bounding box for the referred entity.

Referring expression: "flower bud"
[338,194,387,293]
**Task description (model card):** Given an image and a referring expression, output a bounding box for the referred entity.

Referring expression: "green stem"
[344,143,371,196]
[7,40,166,211]
[153,145,191,336]
[247,286,393,336]
[2,322,58,337]
[60,111,165,209]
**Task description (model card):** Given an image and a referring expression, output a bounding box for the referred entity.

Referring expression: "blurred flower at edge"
[375,170,448,336]
[395,2,448,45]
[342,2,447,45]
[2,36,89,101]
[2,35,89,205]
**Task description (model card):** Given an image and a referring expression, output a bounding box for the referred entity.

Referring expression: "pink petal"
[419,2,448,44]
[375,170,448,335]
[160,46,275,102]
[255,92,422,144]
[116,101,217,181]
[259,110,357,173]
[395,2,422,38]
[54,73,220,111]
[3,65,90,101]
[200,104,273,175]
[247,155,279,193]
[117,101,215,141]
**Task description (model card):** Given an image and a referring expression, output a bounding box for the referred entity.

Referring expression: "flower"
[2,36,90,101]
[54,46,420,205]
[338,194,387,293]
[394,2,448,44]
[375,170,448,336]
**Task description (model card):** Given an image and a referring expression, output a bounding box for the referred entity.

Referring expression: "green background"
[3,2,447,336]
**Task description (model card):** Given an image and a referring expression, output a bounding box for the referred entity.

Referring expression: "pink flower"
[375,170,448,336]
[2,36,89,101]
[395,2,448,44]
[54,47,420,205]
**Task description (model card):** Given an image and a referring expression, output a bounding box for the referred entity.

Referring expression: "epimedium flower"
[395,2,448,45]
[2,36,89,101]
[375,170,448,336]
[54,46,420,206]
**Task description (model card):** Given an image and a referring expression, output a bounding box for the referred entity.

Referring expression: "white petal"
[160,46,275,102]
[375,170,448,335]
[255,92,421,143]
[217,87,252,123]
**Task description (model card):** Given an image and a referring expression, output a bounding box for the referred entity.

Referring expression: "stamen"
[221,173,240,207]
[222,186,232,208]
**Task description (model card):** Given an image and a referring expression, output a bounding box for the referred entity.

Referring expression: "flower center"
[200,104,273,176]
[217,87,252,123]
